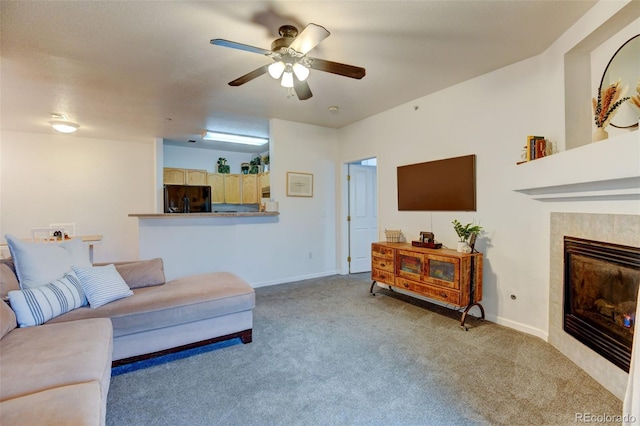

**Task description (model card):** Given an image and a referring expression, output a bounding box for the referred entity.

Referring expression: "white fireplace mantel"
[513,131,640,201]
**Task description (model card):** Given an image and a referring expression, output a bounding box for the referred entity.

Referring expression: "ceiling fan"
[211,23,366,100]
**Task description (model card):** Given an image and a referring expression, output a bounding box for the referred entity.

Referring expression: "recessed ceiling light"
[50,120,80,134]
[202,131,268,146]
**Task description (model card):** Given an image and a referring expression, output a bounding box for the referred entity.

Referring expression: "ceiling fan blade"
[210,39,272,56]
[229,64,269,86]
[309,58,366,79]
[293,76,313,100]
[290,23,330,54]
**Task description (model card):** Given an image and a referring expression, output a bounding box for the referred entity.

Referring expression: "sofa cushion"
[0,382,103,426]
[73,264,133,309]
[5,235,91,289]
[114,258,165,289]
[0,261,20,300]
[0,300,17,338]
[47,272,255,337]
[0,318,113,402]
[8,273,87,327]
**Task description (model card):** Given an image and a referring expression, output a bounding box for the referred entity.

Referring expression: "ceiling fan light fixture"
[281,71,294,88]
[202,131,268,146]
[292,63,310,81]
[50,120,79,134]
[268,61,285,79]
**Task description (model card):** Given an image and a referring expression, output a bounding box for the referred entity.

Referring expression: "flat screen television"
[397,154,476,211]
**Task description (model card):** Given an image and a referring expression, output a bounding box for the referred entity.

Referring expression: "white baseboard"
[250,270,339,288]
[373,283,549,341]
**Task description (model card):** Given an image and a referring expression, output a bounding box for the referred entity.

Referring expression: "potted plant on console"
[452,220,483,253]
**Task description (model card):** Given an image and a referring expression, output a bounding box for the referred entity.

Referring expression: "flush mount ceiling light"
[49,120,80,134]
[202,131,268,146]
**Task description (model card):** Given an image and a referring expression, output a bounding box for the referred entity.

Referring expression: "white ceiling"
[1,1,597,152]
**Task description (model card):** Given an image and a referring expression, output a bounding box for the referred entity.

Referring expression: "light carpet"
[106,273,622,425]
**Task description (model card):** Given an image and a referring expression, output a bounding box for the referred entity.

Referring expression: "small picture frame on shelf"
[286,172,313,197]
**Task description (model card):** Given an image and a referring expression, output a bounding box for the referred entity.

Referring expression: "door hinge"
[347,175,351,181]
[347,216,351,222]
[347,256,351,263]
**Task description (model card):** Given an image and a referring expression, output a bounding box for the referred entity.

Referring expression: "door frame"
[339,157,378,275]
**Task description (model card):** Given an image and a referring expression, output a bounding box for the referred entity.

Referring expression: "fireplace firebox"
[563,236,639,372]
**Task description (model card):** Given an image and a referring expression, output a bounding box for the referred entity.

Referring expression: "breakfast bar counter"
[129,212,279,219]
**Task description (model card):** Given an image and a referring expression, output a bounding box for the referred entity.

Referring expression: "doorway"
[347,158,378,273]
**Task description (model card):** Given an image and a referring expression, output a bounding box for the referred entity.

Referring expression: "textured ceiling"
[0,1,597,151]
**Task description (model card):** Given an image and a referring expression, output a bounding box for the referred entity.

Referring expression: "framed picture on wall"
[286,172,313,197]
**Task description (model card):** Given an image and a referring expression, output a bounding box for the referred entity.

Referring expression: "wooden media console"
[370,242,484,330]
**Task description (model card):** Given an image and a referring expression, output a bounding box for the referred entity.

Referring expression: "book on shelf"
[519,135,546,164]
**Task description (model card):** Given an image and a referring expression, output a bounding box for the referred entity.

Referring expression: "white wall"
[0,131,156,262]
[136,119,340,285]
[337,0,640,339]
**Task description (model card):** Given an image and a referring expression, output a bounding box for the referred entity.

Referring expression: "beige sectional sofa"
[0,257,255,425]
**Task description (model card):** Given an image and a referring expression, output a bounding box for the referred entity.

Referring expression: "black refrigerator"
[164,185,212,213]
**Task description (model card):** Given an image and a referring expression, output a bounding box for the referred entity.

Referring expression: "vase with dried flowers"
[630,79,640,113]
[592,79,630,142]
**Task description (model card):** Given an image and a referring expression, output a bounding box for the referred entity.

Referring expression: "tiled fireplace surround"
[549,212,640,399]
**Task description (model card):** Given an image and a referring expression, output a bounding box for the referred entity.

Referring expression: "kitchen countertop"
[129,212,279,218]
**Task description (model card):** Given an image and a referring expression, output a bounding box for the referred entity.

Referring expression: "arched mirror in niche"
[599,34,640,129]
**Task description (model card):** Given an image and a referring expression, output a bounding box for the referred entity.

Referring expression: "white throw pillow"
[72,264,133,309]
[8,273,88,327]
[5,234,91,289]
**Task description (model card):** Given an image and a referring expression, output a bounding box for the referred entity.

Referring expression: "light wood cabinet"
[371,242,483,329]
[224,174,241,204]
[241,174,259,204]
[163,168,207,185]
[163,168,186,185]
[207,173,225,204]
[186,169,207,185]
[258,172,270,197]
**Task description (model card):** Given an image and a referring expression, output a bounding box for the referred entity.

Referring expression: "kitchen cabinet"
[241,175,259,204]
[259,172,270,197]
[207,173,225,204]
[186,169,207,185]
[163,168,207,185]
[163,168,186,185]
[224,174,241,204]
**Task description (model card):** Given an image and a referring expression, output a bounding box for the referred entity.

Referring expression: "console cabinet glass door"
[396,250,423,281]
[425,255,460,289]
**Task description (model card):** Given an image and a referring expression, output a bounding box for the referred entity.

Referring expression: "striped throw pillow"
[72,264,133,309]
[8,273,88,327]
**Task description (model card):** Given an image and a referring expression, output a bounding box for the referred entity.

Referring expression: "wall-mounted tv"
[397,154,476,211]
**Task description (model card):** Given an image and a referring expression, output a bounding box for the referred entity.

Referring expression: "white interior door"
[349,163,377,273]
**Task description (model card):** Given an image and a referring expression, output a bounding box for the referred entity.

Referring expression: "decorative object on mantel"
[592,79,630,142]
[516,136,556,165]
[217,158,230,174]
[452,220,482,253]
[630,78,640,110]
[599,34,639,129]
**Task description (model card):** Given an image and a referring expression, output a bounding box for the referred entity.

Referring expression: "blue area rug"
[111,338,242,376]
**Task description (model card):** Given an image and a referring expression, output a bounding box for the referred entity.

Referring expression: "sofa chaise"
[0,247,255,426]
